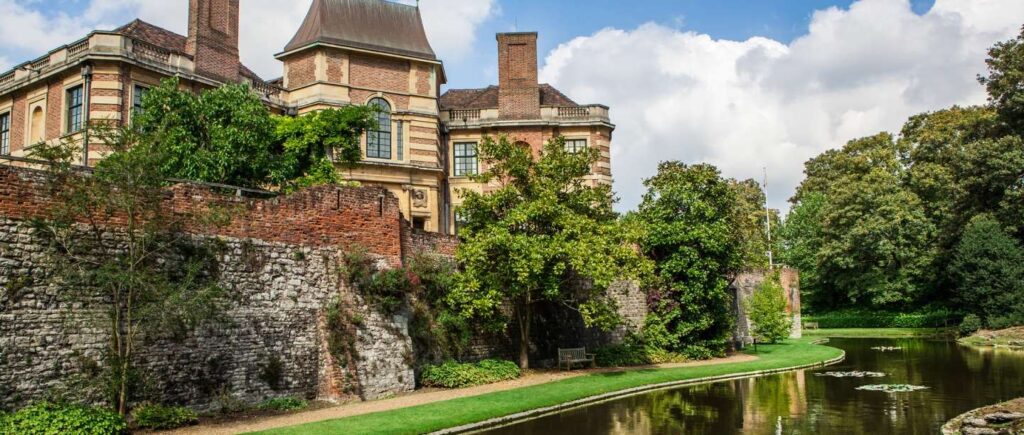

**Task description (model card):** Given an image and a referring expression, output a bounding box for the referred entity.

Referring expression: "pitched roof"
[282,0,436,61]
[114,19,265,82]
[439,84,579,110]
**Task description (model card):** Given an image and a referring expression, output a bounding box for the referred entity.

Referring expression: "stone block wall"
[732,267,803,347]
[0,165,423,409]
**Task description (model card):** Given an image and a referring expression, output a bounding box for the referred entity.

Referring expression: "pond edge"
[432,339,846,435]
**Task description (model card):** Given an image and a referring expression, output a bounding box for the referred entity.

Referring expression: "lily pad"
[856,384,929,393]
[815,371,886,378]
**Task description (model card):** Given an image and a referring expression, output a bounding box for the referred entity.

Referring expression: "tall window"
[132,85,149,113]
[66,86,84,133]
[366,98,392,159]
[396,120,404,161]
[453,142,478,176]
[565,138,587,153]
[0,112,10,155]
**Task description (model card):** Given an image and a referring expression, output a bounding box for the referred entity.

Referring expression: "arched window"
[367,98,392,159]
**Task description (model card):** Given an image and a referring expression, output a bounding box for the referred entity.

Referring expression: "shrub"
[745,276,793,344]
[420,360,520,388]
[3,402,126,435]
[257,397,308,412]
[960,314,983,336]
[131,403,198,430]
[803,308,956,328]
[595,342,687,367]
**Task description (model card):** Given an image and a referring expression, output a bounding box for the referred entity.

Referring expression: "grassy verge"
[803,328,952,338]
[255,338,842,435]
[958,326,1024,347]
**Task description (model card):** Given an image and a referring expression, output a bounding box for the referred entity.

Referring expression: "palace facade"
[0,0,614,235]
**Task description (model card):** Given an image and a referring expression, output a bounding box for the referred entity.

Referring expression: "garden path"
[164,354,757,435]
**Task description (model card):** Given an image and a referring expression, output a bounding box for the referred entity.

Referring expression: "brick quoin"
[0,165,461,266]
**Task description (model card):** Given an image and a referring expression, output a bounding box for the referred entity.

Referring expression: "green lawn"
[803,327,952,338]
[255,338,843,435]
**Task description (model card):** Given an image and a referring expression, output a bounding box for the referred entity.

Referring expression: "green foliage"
[406,253,475,366]
[980,25,1024,131]
[28,126,228,415]
[130,403,198,430]
[133,78,277,188]
[133,78,376,191]
[729,178,778,270]
[1,402,126,435]
[272,106,376,192]
[635,162,739,358]
[745,276,793,344]
[950,215,1024,328]
[803,308,956,329]
[257,397,308,412]
[594,341,687,367]
[960,314,983,336]
[449,135,649,368]
[420,360,520,389]
[777,192,825,307]
[259,355,285,391]
[341,247,413,314]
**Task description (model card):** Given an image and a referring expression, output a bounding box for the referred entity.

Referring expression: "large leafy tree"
[728,178,778,270]
[133,78,376,190]
[981,25,1024,132]
[635,162,740,359]
[449,135,647,369]
[951,215,1024,329]
[777,192,826,310]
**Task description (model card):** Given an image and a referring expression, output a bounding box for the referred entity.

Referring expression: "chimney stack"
[186,0,241,83]
[497,32,540,120]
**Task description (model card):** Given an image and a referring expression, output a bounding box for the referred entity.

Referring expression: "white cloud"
[539,0,1024,212]
[1,0,496,79]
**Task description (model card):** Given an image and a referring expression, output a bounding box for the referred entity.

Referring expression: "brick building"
[0,0,614,235]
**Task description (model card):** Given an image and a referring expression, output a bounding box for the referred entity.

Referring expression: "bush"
[745,276,793,344]
[131,403,198,430]
[2,402,126,435]
[420,359,520,388]
[257,397,308,412]
[803,308,957,328]
[595,342,687,367]
[960,314,983,336]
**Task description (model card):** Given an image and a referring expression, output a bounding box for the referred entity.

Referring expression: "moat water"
[481,338,1024,434]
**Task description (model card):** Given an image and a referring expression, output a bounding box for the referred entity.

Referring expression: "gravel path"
[164,354,757,435]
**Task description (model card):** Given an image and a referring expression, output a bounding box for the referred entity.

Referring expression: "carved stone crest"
[412,189,428,208]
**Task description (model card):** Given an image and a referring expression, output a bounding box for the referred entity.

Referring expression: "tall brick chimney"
[186,0,241,83]
[497,32,540,120]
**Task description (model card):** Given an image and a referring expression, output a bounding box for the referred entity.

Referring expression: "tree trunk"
[516,299,531,370]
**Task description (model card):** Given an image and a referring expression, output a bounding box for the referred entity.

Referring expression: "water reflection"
[483,338,1024,435]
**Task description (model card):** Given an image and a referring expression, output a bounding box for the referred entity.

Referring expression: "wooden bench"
[804,322,819,330]
[558,347,596,371]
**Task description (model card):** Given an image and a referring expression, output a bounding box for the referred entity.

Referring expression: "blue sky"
[1,0,1018,213]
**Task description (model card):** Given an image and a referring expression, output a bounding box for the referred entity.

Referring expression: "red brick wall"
[286,51,317,89]
[9,93,26,153]
[350,54,408,96]
[414,64,431,96]
[326,51,345,84]
[497,33,540,120]
[0,165,410,265]
[401,222,458,259]
[45,82,63,140]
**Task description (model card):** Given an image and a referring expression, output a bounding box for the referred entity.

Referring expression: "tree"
[745,275,793,344]
[28,126,227,416]
[448,135,647,369]
[635,162,740,359]
[728,178,778,270]
[133,78,376,190]
[980,25,1024,132]
[777,192,826,310]
[950,215,1024,329]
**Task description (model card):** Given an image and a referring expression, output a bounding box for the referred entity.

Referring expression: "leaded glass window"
[66,86,83,133]
[565,138,587,153]
[454,142,478,176]
[367,98,392,159]
[0,112,9,155]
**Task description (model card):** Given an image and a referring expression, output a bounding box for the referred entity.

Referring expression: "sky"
[1,0,1022,213]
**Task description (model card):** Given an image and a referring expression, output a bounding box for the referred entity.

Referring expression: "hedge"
[803,309,957,328]
[420,360,520,389]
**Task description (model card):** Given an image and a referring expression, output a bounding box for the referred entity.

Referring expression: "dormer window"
[367,98,392,159]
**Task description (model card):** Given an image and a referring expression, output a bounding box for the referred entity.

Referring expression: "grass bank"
[255,338,842,435]
[803,328,953,338]
[958,326,1024,348]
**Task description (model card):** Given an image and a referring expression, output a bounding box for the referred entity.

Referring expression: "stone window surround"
[26,98,46,146]
[564,137,588,153]
[0,111,10,155]
[452,141,478,177]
